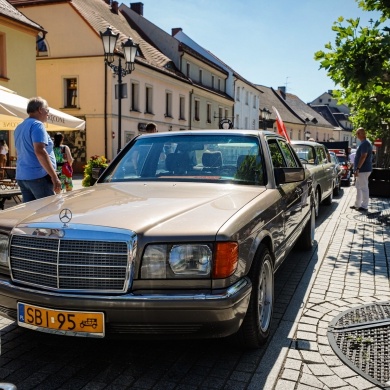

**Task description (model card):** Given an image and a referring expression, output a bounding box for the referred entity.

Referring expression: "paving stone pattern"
[274,186,390,390]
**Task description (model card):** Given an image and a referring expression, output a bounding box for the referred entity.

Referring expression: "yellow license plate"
[17,302,105,337]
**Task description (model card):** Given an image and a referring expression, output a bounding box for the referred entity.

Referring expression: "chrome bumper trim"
[0,277,249,301]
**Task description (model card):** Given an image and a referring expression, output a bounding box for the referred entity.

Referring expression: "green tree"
[314,0,390,167]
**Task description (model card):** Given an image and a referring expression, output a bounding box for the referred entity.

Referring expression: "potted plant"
[82,155,108,187]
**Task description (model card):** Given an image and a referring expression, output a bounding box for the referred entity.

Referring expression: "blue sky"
[123,0,381,103]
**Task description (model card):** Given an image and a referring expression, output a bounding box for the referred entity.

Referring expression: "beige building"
[257,85,335,142]
[0,0,44,158]
[10,0,190,170]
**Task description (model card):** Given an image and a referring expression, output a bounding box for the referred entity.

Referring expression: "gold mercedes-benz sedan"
[0,130,314,349]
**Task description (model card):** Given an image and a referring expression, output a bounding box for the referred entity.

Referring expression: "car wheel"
[333,179,341,196]
[236,245,274,349]
[296,204,315,250]
[314,188,320,217]
[323,186,333,205]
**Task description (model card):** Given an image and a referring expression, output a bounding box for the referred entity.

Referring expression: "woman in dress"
[53,133,74,192]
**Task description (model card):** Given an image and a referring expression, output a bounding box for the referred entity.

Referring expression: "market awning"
[0,89,85,131]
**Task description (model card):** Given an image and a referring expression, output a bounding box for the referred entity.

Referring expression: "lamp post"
[259,107,271,130]
[100,27,138,154]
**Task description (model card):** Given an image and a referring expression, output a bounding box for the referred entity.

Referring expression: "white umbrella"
[0,89,85,131]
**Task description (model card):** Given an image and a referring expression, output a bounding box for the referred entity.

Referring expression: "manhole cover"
[328,302,390,389]
[354,209,390,225]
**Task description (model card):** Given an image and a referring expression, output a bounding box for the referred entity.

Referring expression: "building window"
[236,87,240,101]
[244,117,248,129]
[290,130,293,139]
[0,33,6,79]
[64,78,78,108]
[298,130,301,140]
[245,91,249,105]
[319,99,322,103]
[36,32,48,57]
[165,91,172,117]
[207,103,211,123]
[236,114,239,128]
[186,63,190,77]
[219,107,223,120]
[194,99,200,121]
[131,81,139,111]
[199,69,203,84]
[225,109,229,119]
[211,75,215,89]
[253,95,257,108]
[145,85,153,114]
[218,78,221,91]
[179,95,185,120]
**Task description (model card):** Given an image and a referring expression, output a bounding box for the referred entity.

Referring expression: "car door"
[317,146,333,198]
[268,138,307,267]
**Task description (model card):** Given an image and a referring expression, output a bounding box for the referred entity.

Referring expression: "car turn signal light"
[212,242,238,278]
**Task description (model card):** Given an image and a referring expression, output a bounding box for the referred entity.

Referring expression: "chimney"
[130,2,144,16]
[172,27,182,37]
[278,86,286,94]
[111,0,118,14]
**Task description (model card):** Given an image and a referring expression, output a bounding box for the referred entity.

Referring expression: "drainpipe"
[189,89,193,130]
[104,61,108,158]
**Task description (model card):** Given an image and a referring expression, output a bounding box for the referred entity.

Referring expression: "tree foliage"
[315,0,390,166]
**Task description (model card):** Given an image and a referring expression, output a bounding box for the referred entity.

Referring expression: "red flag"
[272,106,291,143]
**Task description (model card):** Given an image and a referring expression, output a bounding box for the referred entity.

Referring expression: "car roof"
[291,140,325,147]
[138,129,278,137]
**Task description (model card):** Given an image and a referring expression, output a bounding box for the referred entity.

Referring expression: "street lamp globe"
[100,27,119,64]
[122,37,138,72]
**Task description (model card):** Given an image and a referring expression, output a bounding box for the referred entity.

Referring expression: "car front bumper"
[0,275,252,339]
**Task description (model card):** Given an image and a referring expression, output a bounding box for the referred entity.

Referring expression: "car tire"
[314,188,320,217]
[235,245,274,349]
[333,179,341,196]
[323,186,333,205]
[296,204,315,250]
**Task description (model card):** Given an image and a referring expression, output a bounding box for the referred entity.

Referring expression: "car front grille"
[10,233,133,293]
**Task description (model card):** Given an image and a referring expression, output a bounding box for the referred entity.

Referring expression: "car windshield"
[102,133,264,185]
[291,145,315,164]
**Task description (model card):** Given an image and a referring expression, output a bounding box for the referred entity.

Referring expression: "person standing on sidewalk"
[350,127,372,212]
[15,97,62,202]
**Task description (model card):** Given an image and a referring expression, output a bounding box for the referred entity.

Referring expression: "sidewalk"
[270,186,390,390]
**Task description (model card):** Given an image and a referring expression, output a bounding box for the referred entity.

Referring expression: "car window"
[103,134,265,185]
[268,139,285,168]
[291,145,315,164]
[317,147,328,164]
[279,141,299,168]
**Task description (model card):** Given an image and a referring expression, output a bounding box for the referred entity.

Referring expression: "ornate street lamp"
[259,107,271,130]
[100,27,138,154]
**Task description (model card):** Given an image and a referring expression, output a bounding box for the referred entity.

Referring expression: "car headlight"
[169,245,211,276]
[0,234,9,269]
[140,242,238,279]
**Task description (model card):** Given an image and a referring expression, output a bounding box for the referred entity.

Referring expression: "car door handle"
[295,188,303,196]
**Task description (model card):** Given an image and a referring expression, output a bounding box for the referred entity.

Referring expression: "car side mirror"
[274,167,305,185]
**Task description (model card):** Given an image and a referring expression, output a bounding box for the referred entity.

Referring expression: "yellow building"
[0,0,44,158]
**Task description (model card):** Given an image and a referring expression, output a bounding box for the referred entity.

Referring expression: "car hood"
[1,182,266,238]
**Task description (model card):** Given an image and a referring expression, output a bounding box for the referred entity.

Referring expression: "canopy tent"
[0,89,85,131]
